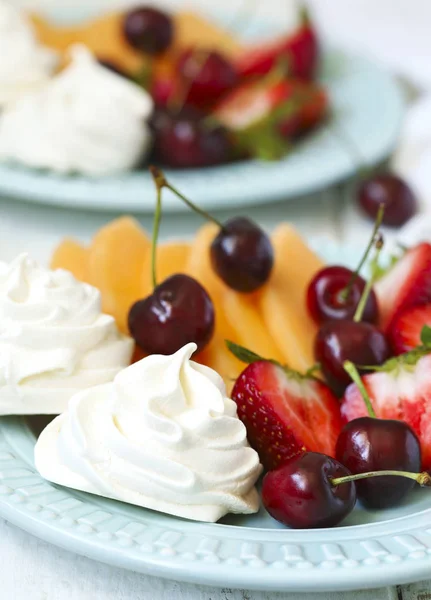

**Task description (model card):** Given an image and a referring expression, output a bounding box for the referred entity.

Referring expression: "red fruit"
[215,78,326,131]
[340,353,431,470]
[390,304,431,354]
[178,49,238,109]
[231,360,342,471]
[375,243,431,332]
[236,11,319,80]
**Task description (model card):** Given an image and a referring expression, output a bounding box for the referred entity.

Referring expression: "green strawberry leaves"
[420,325,431,347]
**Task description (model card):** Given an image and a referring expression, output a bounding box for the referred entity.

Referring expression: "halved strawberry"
[213,77,328,159]
[229,344,342,471]
[235,9,319,80]
[341,352,431,469]
[390,304,431,354]
[375,242,431,333]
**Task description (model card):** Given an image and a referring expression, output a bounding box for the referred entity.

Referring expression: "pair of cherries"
[263,361,428,529]
[308,205,390,396]
[128,167,273,355]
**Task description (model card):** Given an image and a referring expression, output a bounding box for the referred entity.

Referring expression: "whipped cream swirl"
[35,343,262,522]
[0,45,153,175]
[0,254,133,414]
[0,1,57,108]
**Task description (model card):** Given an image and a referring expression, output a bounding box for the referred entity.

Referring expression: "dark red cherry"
[262,452,356,529]
[128,274,215,355]
[307,266,379,324]
[211,217,274,292]
[152,116,231,168]
[178,49,238,108]
[358,173,417,228]
[336,417,421,509]
[314,321,391,397]
[123,7,173,55]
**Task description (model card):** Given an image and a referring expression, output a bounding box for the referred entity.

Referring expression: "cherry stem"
[343,360,376,418]
[353,231,384,323]
[149,166,223,229]
[331,470,431,488]
[149,167,164,289]
[340,204,385,304]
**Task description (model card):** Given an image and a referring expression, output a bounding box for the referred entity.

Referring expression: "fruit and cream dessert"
[35,343,262,522]
[0,45,153,175]
[0,1,57,108]
[0,2,326,173]
[46,167,431,528]
[0,254,133,415]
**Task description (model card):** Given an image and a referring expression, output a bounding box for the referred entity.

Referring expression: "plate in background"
[0,9,404,212]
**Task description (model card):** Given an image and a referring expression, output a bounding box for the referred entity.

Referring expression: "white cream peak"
[0,254,133,414]
[0,45,153,175]
[35,343,262,522]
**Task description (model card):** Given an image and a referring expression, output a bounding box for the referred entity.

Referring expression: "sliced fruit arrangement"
[31,4,327,169]
[50,165,431,528]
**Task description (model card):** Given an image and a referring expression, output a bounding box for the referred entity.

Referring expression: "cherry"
[211,217,274,292]
[177,49,238,108]
[315,320,390,397]
[128,173,215,356]
[129,274,214,355]
[358,173,417,228]
[307,266,378,324]
[262,450,431,529]
[150,167,274,292]
[123,7,173,55]
[336,362,421,509]
[307,205,384,325]
[262,452,356,528]
[152,114,231,169]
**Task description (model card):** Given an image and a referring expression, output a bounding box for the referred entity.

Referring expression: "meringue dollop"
[35,343,262,522]
[0,254,133,414]
[0,1,57,108]
[0,45,153,175]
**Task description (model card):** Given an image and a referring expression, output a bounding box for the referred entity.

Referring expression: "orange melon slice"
[174,11,243,58]
[185,223,243,384]
[88,217,150,332]
[260,224,324,372]
[50,238,89,283]
[141,242,191,299]
[31,12,146,73]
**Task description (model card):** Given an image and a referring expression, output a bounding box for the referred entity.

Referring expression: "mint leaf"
[420,325,431,347]
[225,340,266,364]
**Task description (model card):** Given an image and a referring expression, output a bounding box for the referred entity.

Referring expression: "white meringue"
[35,343,262,522]
[0,254,133,414]
[0,45,153,175]
[0,1,57,108]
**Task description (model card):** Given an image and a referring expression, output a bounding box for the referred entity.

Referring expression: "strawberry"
[235,9,319,81]
[390,304,431,354]
[340,342,431,470]
[375,242,431,333]
[228,342,342,471]
[213,77,328,160]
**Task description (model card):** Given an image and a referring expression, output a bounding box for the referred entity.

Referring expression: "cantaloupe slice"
[31,12,146,73]
[50,238,89,283]
[141,242,191,299]
[88,217,150,332]
[174,11,243,58]
[222,290,285,363]
[185,223,243,383]
[260,224,324,372]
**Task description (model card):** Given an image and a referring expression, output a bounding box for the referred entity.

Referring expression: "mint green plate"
[0,8,404,212]
[1,242,431,593]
